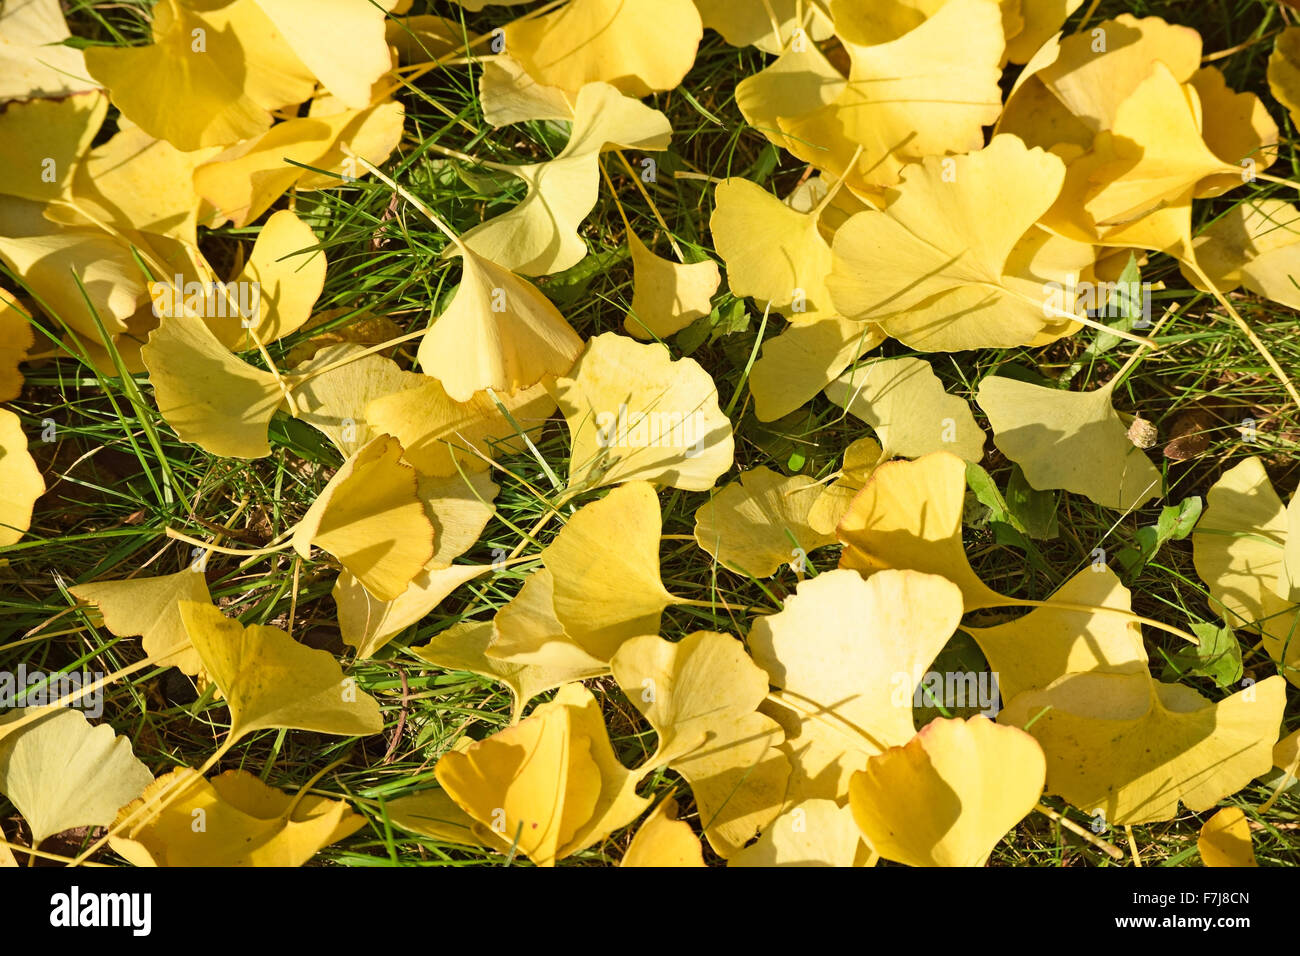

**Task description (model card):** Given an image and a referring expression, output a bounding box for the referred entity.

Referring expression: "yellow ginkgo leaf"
[622,232,720,340]
[292,435,434,601]
[212,209,326,349]
[543,481,682,661]
[1198,807,1257,868]
[1047,64,1238,239]
[711,177,836,322]
[413,620,606,724]
[0,91,107,202]
[748,569,964,804]
[457,83,672,276]
[111,768,363,867]
[748,314,884,422]
[504,0,702,97]
[194,101,406,227]
[1192,457,1299,685]
[366,376,557,476]
[292,345,427,457]
[693,466,836,577]
[71,569,213,675]
[417,245,583,401]
[486,569,611,674]
[1284,492,1300,603]
[778,0,1004,191]
[849,716,1046,867]
[735,42,845,159]
[975,375,1161,512]
[0,289,33,402]
[729,799,870,868]
[335,563,490,660]
[621,796,705,867]
[1004,0,1084,64]
[0,407,41,547]
[385,787,487,848]
[966,567,1148,702]
[84,0,317,151]
[1275,727,1300,778]
[141,316,287,460]
[696,0,833,53]
[828,135,1068,351]
[1007,14,1202,139]
[0,196,147,340]
[1188,66,1278,199]
[838,452,1006,610]
[0,0,96,100]
[1270,27,1300,129]
[477,55,573,128]
[807,436,882,536]
[43,121,221,245]
[255,0,397,109]
[1188,199,1300,311]
[435,683,651,866]
[825,357,985,462]
[420,470,500,568]
[999,672,1285,825]
[179,601,384,742]
[0,708,153,845]
[555,332,734,493]
[610,631,790,856]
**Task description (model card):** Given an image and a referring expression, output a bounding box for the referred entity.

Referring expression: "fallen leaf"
[849,716,1046,867]
[693,466,836,577]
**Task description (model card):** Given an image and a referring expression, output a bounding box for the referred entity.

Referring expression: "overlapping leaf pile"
[1,0,1299,868]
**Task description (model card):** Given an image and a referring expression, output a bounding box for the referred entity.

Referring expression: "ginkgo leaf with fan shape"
[0,708,153,845]
[110,768,364,867]
[555,332,733,493]
[179,601,383,743]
